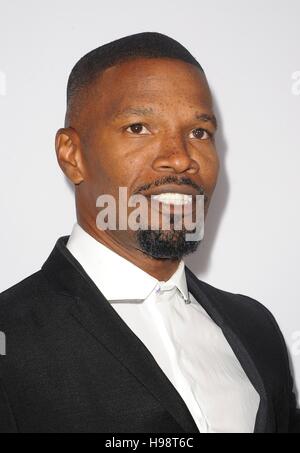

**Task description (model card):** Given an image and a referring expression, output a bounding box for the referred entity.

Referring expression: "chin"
[136,228,201,260]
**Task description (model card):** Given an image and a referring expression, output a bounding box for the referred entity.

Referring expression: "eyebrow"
[112,106,218,129]
[195,113,218,130]
[113,107,155,119]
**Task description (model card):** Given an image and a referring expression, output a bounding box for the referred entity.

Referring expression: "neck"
[78,221,181,281]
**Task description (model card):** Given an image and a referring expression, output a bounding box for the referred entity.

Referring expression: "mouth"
[141,185,204,212]
[151,192,193,206]
[141,184,199,201]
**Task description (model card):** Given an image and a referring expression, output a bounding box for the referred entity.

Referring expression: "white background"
[0,0,299,403]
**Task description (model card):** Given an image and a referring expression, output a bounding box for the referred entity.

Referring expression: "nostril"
[152,153,199,175]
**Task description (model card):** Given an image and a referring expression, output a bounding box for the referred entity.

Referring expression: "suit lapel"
[185,266,274,433]
[42,237,199,433]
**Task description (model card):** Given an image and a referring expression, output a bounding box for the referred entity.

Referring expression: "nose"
[152,136,199,175]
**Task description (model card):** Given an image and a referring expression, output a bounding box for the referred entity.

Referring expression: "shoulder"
[189,271,282,333]
[206,279,284,337]
[0,270,74,333]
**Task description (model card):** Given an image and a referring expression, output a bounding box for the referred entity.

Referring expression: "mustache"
[133,175,208,202]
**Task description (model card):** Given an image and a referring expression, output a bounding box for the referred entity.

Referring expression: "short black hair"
[66,32,204,107]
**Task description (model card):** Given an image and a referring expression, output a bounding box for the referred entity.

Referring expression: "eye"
[189,128,211,140]
[125,123,150,135]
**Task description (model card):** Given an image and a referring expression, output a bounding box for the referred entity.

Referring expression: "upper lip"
[139,184,200,198]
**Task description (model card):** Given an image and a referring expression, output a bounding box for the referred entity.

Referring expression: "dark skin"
[55,57,219,281]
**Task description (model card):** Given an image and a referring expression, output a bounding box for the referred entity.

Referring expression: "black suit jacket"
[0,236,299,433]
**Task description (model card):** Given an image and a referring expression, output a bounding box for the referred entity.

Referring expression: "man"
[0,32,299,433]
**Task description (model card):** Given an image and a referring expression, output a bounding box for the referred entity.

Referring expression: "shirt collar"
[66,223,188,302]
[158,260,189,302]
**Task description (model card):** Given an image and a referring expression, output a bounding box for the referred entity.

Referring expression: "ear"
[55,127,85,185]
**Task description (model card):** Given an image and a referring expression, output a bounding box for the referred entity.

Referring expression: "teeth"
[151,193,193,205]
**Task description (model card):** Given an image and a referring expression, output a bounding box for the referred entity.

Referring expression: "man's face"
[71,57,219,258]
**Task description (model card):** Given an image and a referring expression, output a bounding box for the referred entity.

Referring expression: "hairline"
[65,55,206,127]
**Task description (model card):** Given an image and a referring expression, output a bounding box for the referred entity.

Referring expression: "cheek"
[83,136,122,181]
[198,148,220,193]
[86,140,145,195]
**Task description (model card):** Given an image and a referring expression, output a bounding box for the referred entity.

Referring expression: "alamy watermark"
[0,71,7,96]
[0,331,6,356]
[291,71,300,96]
[95,187,205,241]
[291,331,300,357]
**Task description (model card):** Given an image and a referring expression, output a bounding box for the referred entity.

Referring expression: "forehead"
[91,58,212,117]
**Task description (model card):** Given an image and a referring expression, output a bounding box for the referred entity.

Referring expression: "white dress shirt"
[67,223,260,433]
